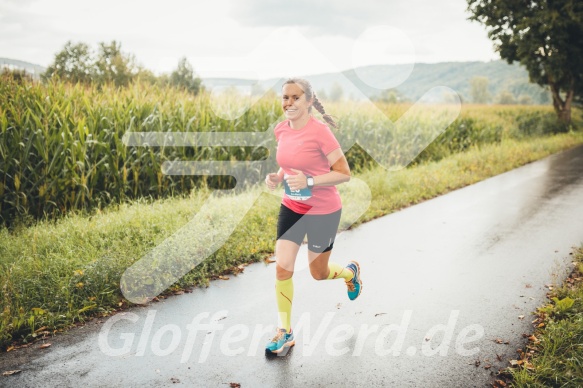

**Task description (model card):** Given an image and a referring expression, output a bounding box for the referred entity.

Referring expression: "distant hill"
[1,57,549,104]
[203,60,551,104]
[0,58,46,79]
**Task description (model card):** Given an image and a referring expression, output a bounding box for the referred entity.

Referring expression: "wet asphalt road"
[2,145,583,388]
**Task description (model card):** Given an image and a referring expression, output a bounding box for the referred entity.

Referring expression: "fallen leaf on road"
[6,346,14,352]
[230,383,241,388]
[39,343,51,349]
[518,315,525,320]
[2,370,22,376]
[494,338,509,344]
[218,276,229,280]
[265,258,275,263]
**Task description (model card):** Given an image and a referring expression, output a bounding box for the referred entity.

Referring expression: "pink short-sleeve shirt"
[274,116,342,215]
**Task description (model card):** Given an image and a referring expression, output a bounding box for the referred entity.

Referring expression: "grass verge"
[1,131,583,349]
[494,245,583,387]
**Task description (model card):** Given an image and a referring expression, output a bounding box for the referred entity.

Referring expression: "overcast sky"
[0,0,499,79]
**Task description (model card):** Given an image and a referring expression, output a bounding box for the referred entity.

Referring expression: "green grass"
[358,131,583,225]
[507,245,583,387]
[1,130,583,349]
[2,73,580,225]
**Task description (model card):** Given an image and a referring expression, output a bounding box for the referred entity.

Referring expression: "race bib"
[283,174,312,201]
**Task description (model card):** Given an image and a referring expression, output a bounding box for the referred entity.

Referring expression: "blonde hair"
[282,78,338,129]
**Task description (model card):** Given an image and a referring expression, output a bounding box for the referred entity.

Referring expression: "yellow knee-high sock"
[275,277,294,332]
[326,262,354,281]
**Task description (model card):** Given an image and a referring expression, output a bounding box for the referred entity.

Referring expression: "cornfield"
[0,76,578,226]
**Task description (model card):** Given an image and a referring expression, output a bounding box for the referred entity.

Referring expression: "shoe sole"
[349,260,362,300]
[266,339,296,354]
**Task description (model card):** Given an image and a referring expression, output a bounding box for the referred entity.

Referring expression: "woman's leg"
[306,209,362,300]
[308,248,362,302]
[308,249,353,281]
[275,239,300,332]
[306,208,354,281]
[273,204,305,332]
[266,207,303,354]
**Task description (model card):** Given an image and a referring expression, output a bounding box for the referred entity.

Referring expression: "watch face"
[307,177,314,187]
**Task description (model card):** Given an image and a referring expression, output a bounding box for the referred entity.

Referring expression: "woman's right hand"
[265,173,282,191]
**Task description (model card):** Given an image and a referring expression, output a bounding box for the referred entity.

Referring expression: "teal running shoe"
[265,328,295,354]
[345,261,362,301]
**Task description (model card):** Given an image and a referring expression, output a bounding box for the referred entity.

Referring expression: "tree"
[469,76,491,104]
[135,67,158,85]
[374,89,399,104]
[518,94,533,105]
[496,90,516,105]
[328,82,344,102]
[467,0,583,124]
[43,41,93,84]
[170,57,201,95]
[94,41,137,86]
[316,89,328,101]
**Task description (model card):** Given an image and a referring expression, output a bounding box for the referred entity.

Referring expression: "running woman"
[264,78,362,355]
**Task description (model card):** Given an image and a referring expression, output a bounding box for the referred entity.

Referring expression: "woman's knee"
[276,264,294,280]
[309,266,329,281]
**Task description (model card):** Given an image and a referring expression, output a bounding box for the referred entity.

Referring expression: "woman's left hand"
[286,169,307,191]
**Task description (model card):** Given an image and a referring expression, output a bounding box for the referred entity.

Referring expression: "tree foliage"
[170,57,202,95]
[372,89,407,104]
[43,41,201,94]
[43,41,93,84]
[328,82,344,102]
[94,41,137,87]
[496,89,517,105]
[470,76,491,104]
[467,0,583,124]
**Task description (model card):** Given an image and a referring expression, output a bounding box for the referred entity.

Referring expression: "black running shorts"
[276,204,342,253]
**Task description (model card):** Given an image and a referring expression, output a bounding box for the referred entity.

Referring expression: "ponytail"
[311,94,338,129]
[282,78,339,129]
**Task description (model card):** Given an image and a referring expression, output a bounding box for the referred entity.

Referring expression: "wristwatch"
[306,174,314,189]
